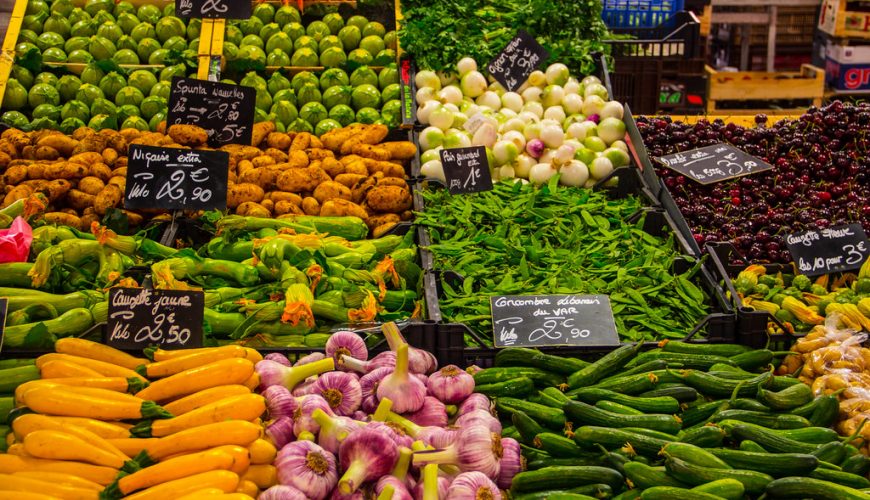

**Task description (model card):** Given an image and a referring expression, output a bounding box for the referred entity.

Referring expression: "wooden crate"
[819,0,870,41]
[705,64,825,114]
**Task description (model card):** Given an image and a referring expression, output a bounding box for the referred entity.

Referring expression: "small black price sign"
[656,143,774,185]
[399,58,416,129]
[486,30,549,92]
[168,77,255,147]
[786,223,870,277]
[176,0,251,19]
[440,146,493,195]
[0,298,8,352]
[107,288,204,350]
[491,294,620,348]
[124,145,229,211]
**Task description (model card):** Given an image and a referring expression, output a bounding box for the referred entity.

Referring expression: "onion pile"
[256,324,520,499]
[416,57,629,187]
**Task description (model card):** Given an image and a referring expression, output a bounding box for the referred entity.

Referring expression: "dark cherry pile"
[636,101,870,263]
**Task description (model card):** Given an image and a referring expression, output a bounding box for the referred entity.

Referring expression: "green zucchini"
[680,401,722,428]
[475,377,535,398]
[691,479,746,500]
[757,383,814,411]
[510,466,624,493]
[572,387,680,414]
[661,442,731,469]
[810,467,870,489]
[0,359,36,370]
[574,426,669,457]
[563,401,682,435]
[677,370,772,398]
[534,433,589,458]
[842,454,870,476]
[595,400,643,415]
[773,426,840,444]
[661,341,750,357]
[710,409,811,429]
[0,397,13,423]
[728,398,771,412]
[623,462,688,489]
[567,343,643,388]
[707,448,819,476]
[810,394,841,427]
[765,477,870,500]
[474,367,564,387]
[664,455,773,495]
[637,385,698,403]
[496,398,565,430]
[640,486,725,500]
[678,425,726,447]
[630,350,735,370]
[0,365,40,393]
[495,347,589,375]
[738,440,767,452]
[513,410,546,444]
[730,349,774,370]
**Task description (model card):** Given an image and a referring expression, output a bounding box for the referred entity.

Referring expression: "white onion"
[553,144,575,166]
[438,71,456,87]
[590,156,614,180]
[442,103,459,113]
[419,126,445,150]
[518,111,540,124]
[600,101,625,120]
[460,71,487,98]
[421,160,445,182]
[502,130,526,150]
[429,105,455,131]
[416,87,437,105]
[438,86,463,105]
[611,140,629,153]
[527,70,546,87]
[472,123,497,149]
[523,122,542,140]
[545,63,570,86]
[457,57,477,77]
[541,85,565,108]
[416,70,441,91]
[584,83,608,100]
[502,118,525,133]
[564,78,581,95]
[476,91,502,111]
[522,101,543,118]
[443,129,471,148]
[582,95,605,117]
[528,162,558,185]
[568,121,597,141]
[582,75,602,86]
[603,147,631,168]
[539,122,564,149]
[598,117,627,145]
[543,106,566,123]
[420,148,442,163]
[496,165,515,180]
[521,86,543,103]
[559,159,589,187]
[501,92,523,113]
[539,149,555,164]
[499,108,517,119]
[417,100,441,125]
[492,140,520,166]
[487,81,505,94]
[514,154,535,178]
[462,102,480,116]
[563,139,583,153]
[562,93,584,115]
[452,112,468,129]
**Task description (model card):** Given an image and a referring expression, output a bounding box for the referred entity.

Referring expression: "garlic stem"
[382,322,406,351]
[394,343,409,377]
[385,409,422,436]
[412,447,458,467]
[286,357,335,389]
[373,397,393,422]
[376,484,395,500]
[339,354,370,374]
[392,447,412,480]
[422,464,439,500]
[297,431,316,441]
[339,460,368,494]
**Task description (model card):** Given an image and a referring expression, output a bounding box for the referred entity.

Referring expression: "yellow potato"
[227,183,266,209]
[313,181,352,204]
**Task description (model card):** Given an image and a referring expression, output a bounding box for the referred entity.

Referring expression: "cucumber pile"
[479,343,870,500]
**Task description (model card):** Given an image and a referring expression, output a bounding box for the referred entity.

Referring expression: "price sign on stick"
[786,223,870,277]
[440,146,493,195]
[124,145,229,211]
[656,143,774,185]
[168,77,255,148]
[176,0,251,19]
[107,288,204,350]
[490,294,619,348]
[486,30,549,92]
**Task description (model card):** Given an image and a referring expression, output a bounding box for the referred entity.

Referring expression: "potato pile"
[225,122,416,237]
[0,123,417,236]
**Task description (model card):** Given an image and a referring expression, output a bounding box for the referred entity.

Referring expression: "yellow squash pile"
[0,339,278,499]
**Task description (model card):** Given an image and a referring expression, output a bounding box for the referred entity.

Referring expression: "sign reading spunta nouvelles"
[785,223,870,277]
[486,30,549,93]
[656,143,774,185]
[124,145,229,211]
[491,294,620,348]
[176,0,251,19]
[168,77,255,147]
[107,288,204,350]
[440,146,493,195]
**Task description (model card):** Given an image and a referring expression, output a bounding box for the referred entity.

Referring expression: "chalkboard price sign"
[124,145,229,211]
[107,288,204,350]
[176,0,251,19]
[440,146,493,195]
[168,78,255,147]
[656,144,774,185]
[785,223,870,277]
[491,294,620,348]
[486,31,549,92]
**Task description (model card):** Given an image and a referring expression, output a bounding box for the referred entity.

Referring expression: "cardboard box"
[825,41,870,92]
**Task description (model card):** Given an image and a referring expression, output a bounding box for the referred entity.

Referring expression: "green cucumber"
[810,467,870,489]
[765,477,870,500]
[520,443,551,461]
[610,359,670,379]
[503,426,521,441]
[678,425,726,447]
[0,397,13,423]
[574,426,669,457]
[475,377,534,398]
[730,349,774,370]
[563,401,682,435]
[513,485,612,500]
[664,455,773,495]
[728,398,771,412]
[623,462,688,489]
[661,442,731,469]
[710,409,811,429]
[842,454,870,476]
[640,486,725,500]
[773,426,840,444]
[810,394,841,427]
[637,385,699,403]
[630,350,735,370]
[813,441,848,465]
[573,387,680,414]
[538,387,573,408]
[661,341,751,357]
[510,466,624,493]
[622,427,678,441]
[769,375,803,390]
[496,398,565,430]
[495,347,589,375]
[680,401,722,428]
[722,421,817,453]
[474,367,564,387]
[567,343,643,388]
[513,410,546,444]
[692,479,745,500]
[677,370,772,398]
[738,440,767,452]
[595,400,643,415]
[534,433,588,458]
[587,370,681,395]
[527,457,600,470]
[612,490,643,500]
[757,383,814,411]
[707,448,819,476]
